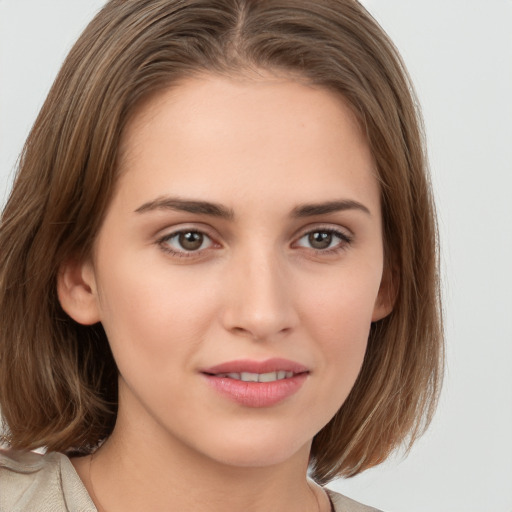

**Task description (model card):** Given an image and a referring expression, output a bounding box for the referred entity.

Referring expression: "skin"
[60,72,393,512]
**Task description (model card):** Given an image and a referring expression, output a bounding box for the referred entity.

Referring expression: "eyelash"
[157,229,217,258]
[294,227,353,255]
[157,226,353,258]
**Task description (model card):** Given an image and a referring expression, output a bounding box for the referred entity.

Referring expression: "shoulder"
[326,488,384,512]
[0,448,96,512]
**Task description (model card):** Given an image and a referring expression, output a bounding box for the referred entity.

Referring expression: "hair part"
[0,0,443,483]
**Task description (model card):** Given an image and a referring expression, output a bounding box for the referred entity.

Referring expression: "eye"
[295,228,352,252]
[159,230,213,255]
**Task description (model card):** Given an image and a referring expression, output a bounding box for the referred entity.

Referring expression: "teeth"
[218,371,294,382]
[241,372,260,382]
[258,372,277,383]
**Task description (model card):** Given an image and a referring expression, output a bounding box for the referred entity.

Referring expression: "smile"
[201,359,309,407]
[213,371,295,382]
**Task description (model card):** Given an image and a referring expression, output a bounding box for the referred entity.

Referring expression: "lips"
[201,358,309,407]
[213,370,295,382]
[202,358,309,375]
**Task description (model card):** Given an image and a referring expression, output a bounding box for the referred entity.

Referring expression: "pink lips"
[201,358,309,408]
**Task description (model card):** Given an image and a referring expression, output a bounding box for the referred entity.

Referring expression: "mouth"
[207,370,296,383]
[201,357,309,376]
[201,358,309,407]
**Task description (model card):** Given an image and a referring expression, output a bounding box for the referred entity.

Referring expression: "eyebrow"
[292,199,371,217]
[134,197,235,219]
[134,196,370,219]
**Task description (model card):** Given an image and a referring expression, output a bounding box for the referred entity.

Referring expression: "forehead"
[115,72,378,212]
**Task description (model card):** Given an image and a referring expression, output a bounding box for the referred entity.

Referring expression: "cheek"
[94,258,219,369]
[304,267,380,338]
[300,266,380,382]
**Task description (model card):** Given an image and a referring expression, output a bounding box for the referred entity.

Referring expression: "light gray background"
[1,1,511,511]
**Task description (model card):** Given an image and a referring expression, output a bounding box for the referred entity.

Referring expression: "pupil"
[179,232,203,250]
[309,232,331,249]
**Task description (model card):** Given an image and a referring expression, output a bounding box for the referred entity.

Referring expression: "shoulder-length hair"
[0,0,443,483]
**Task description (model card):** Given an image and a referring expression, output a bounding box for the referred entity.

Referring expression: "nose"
[221,247,299,341]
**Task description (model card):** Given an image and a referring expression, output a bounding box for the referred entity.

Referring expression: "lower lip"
[203,373,308,408]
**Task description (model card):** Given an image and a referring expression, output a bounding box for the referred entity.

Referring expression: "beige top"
[0,449,382,512]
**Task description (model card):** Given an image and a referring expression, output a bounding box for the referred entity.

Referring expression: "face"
[61,73,392,469]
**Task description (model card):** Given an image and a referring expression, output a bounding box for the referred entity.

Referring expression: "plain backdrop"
[1,1,511,511]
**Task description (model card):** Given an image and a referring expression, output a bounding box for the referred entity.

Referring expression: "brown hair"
[0,0,443,483]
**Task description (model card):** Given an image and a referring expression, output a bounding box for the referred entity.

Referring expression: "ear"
[57,257,101,325]
[371,265,398,322]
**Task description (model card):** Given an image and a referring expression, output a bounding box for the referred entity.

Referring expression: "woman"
[0,1,443,510]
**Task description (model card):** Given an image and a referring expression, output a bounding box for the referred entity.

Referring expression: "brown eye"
[295,228,352,253]
[160,230,212,254]
[308,231,332,249]
[179,231,204,251]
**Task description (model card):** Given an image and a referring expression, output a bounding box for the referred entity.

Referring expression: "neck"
[73,412,327,512]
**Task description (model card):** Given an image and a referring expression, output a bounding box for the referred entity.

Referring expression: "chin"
[190,427,312,470]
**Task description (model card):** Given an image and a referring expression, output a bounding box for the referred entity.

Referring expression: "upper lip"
[201,358,309,375]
